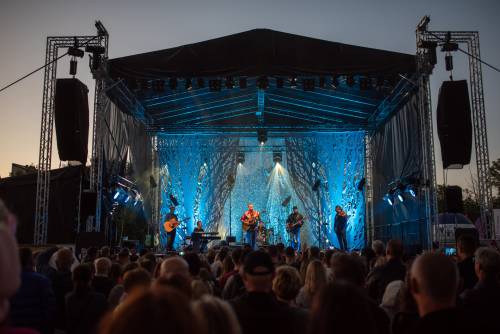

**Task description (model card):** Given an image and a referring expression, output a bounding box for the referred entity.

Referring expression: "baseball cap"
[243,251,274,276]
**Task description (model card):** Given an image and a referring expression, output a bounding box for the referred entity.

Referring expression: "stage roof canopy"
[106,29,417,133]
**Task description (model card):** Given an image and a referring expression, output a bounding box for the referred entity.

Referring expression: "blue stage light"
[125,195,131,203]
[384,194,393,206]
[113,191,120,200]
[405,185,417,197]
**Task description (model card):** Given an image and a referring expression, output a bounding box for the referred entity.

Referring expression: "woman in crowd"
[296,260,327,308]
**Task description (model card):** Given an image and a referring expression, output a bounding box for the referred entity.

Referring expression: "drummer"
[257,220,267,247]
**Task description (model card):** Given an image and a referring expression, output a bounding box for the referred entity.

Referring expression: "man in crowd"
[367,239,406,303]
[9,248,56,334]
[230,251,307,334]
[409,253,473,334]
[456,234,478,292]
[461,247,500,332]
[91,257,114,298]
[47,248,74,332]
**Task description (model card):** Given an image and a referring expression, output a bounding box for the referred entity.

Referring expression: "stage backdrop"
[157,132,365,250]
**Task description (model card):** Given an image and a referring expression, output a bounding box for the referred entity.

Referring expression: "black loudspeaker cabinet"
[445,186,464,213]
[436,80,472,169]
[54,78,89,164]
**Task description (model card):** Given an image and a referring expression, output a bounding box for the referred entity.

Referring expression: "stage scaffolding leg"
[34,27,108,244]
[364,132,375,246]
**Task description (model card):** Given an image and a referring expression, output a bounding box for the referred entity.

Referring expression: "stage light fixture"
[237,151,245,164]
[273,151,282,164]
[346,75,355,87]
[239,77,247,89]
[276,77,284,88]
[197,78,205,88]
[395,189,405,202]
[303,78,315,91]
[331,75,339,89]
[113,191,120,200]
[225,77,234,89]
[152,80,165,92]
[383,194,394,206]
[169,78,177,90]
[319,77,326,88]
[68,46,84,58]
[185,78,193,90]
[359,77,370,90]
[405,185,417,197]
[125,195,131,203]
[257,129,267,145]
[209,79,221,92]
[290,77,298,88]
[258,76,269,89]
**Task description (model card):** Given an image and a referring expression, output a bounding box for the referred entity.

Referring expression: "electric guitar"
[163,217,189,233]
[286,219,304,233]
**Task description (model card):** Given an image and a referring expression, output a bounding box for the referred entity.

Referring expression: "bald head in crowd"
[410,253,458,316]
[159,256,190,278]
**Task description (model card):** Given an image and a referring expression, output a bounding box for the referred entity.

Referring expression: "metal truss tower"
[34,23,108,245]
[416,16,494,241]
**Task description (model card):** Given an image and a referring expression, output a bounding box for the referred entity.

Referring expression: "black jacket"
[367,258,406,303]
[65,288,108,334]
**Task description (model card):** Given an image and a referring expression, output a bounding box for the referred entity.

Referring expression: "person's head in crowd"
[380,280,404,311]
[99,286,198,334]
[118,248,130,266]
[109,262,122,284]
[19,247,34,271]
[94,257,112,277]
[474,247,500,282]
[304,260,328,296]
[207,248,216,264]
[216,247,230,263]
[183,252,202,277]
[154,274,192,299]
[386,239,404,260]
[242,251,275,293]
[231,247,243,269]
[309,246,320,260]
[85,247,99,262]
[272,265,302,305]
[410,253,458,316]
[130,254,139,262]
[139,259,156,275]
[457,234,478,260]
[372,240,386,257]
[139,249,148,257]
[330,253,366,287]
[276,242,285,254]
[160,256,190,278]
[0,199,21,324]
[123,268,151,295]
[310,281,377,334]
[285,246,296,263]
[72,264,93,294]
[192,295,242,334]
[100,246,111,258]
[55,247,74,272]
[323,249,335,267]
[222,255,235,275]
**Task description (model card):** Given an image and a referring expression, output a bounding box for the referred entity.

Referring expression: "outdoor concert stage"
[100,28,434,251]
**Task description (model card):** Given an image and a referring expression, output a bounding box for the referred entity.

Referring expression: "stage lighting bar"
[169,78,177,90]
[273,151,282,164]
[239,77,247,89]
[257,129,267,145]
[258,76,269,89]
[303,78,315,91]
[237,151,245,164]
[209,79,221,91]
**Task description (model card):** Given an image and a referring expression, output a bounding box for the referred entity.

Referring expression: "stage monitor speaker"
[445,186,464,213]
[54,78,89,164]
[436,80,472,169]
[455,228,479,248]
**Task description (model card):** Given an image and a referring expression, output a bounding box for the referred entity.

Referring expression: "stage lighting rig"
[290,77,298,88]
[257,129,267,145]
[273,151,282,164]
[237,151,245,164]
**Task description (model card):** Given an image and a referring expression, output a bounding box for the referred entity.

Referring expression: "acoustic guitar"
[242,215,260,232]
[163,217,189,233]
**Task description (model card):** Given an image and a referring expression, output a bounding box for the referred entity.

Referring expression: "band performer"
[334,205,348,251]
[191,220,205,253]
[240,203,260,250]
[286,206,304,251]
[257,220,267,246]
[164,205,179,251]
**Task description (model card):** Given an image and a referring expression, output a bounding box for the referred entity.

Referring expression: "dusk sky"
[1,0,499,191]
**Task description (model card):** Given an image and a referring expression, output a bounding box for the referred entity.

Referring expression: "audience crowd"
[1,200,500,334]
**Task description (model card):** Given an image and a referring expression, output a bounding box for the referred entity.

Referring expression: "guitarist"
[164,205,179,251]
[286,206,304,251]
[240,203,260,250]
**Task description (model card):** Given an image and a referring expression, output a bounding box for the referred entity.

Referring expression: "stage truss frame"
[34,24,108,245]
[416,16,494,241]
